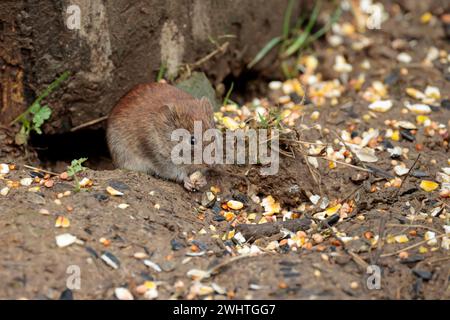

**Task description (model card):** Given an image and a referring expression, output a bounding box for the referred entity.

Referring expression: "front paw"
[183,171,207,192]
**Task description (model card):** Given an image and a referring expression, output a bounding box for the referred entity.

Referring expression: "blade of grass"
[247,36,282,69]
[156,62,167,82]
[223,82,234,106]
[283,0,322,57]
[283,0,296,39]
[305,5,342,45]
[294,13,306,30]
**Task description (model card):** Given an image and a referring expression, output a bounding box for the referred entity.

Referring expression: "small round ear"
[199,97,213,113]
[159,103,176,120]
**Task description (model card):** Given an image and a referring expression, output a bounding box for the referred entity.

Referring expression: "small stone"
[394,165,409,176]
[312,233,324,244]
[412,269,432,281]
[39,208,50,215]
[441,99,450,110]
[201,191,216,208]
[114,287,134,300]
[268,81,283,90]
[20,178,33,186]
[1,187,10,196]
[171,239,184,251]
[55,233,77,248]
[108,180,129,191]
[0,163,10,174]
[424,231,437,245]
[143,288,158,300]
[93,193,109,202]
[397,52,412,63]
[160,261,176,272]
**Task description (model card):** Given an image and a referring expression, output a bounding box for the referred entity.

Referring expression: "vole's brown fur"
[107,83,215,189]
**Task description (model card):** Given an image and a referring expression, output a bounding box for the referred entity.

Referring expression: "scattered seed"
[101,251,120,269]
[420,180,439,192]
[55,233,77,248]
[143,260,162,272]
[106,186,124,196]
[55,216,70,228]
[0,164,10,174]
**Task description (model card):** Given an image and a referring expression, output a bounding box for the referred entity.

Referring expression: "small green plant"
[248,0,341,76]
[67,158,88,191]
[222,82,236,106]
[257,109,285,130]
[156,62,167,82]
[11,71,70,145]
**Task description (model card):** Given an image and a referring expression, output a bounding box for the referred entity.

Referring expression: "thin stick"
[372,215,387,265]
[203,254,258,279]
[280,138,329,146]
[428,257,450,264]
[23,165,59,176]
[380,234,446,258]
[70,116,109,132]
[386,223,443,235]
[348,250,369,269]
[321,157,372,173]
[394,154,420,198]
[189,41,229,69]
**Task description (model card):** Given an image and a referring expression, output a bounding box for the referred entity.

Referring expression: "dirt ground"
[1,1,450,300]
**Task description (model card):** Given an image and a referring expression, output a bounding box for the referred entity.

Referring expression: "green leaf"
[15,126,29,145]
[283,0,296,39]
[248,36,283,69]
[29,101,41,114]
[306,5,342,45]
[283,0,322,57]
[32,105,52,134]
[223,82,234,106]
[176,72,220,111]
[156,62,167,82]
[257,112,268,127]
[67,158,88,177]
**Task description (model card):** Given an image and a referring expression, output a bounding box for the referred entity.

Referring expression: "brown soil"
[1,1,449,300]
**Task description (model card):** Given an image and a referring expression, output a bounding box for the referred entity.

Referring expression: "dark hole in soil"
[30,128,113,172]
[222,69,272,105]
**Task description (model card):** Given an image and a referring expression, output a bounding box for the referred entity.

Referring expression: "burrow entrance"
[30,127,113,172]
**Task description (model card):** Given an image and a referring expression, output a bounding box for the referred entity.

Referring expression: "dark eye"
[190,136,196,145]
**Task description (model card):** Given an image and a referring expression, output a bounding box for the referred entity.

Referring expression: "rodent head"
[157,97,216,174]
